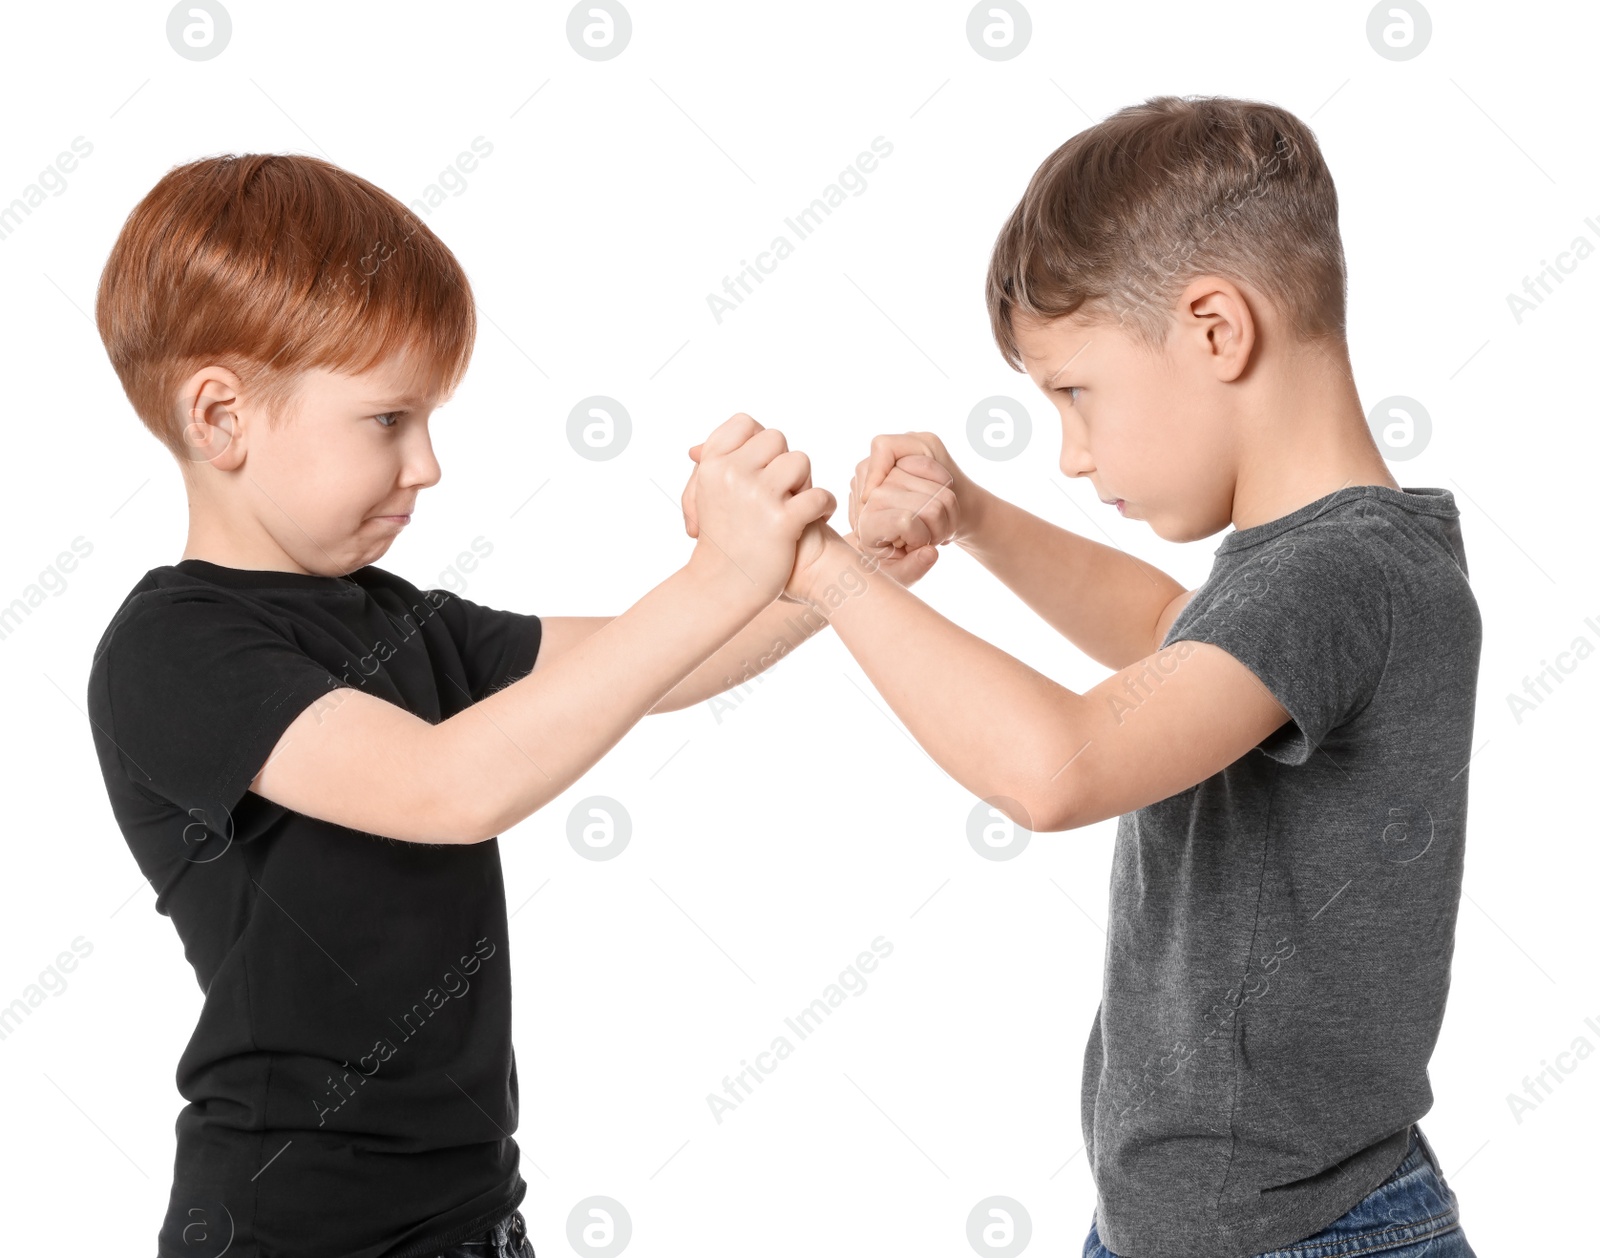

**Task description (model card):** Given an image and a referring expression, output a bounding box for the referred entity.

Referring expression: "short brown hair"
[95,153,476,461]
[985,95,1347,368]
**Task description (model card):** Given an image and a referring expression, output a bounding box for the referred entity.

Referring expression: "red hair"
[95,152,476,459]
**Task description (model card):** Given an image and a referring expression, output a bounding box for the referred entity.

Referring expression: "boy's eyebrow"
[359,393,432,409]
[1046,339,1093,386]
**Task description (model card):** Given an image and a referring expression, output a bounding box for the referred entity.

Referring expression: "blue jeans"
[1084,1124,1478,1257]
[424,1207,535,1258]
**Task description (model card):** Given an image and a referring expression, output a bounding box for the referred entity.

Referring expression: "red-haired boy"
[86,153,866,1258]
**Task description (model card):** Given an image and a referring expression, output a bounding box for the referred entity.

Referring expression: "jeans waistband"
[490,1208,527,1248]
[1396,1121,1447,1183]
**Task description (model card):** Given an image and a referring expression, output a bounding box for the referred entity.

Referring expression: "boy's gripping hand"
[681,413,836,611]
[685,430,937,591]
[850,431,985,568]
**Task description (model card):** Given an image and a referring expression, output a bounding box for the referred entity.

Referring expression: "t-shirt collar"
[172,557,368,593]
[1218,485,1457,554]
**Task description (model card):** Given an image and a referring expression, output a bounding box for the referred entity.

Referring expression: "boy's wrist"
[793,532,884,617]
[955,480,1000,552]
[681,551,777,623]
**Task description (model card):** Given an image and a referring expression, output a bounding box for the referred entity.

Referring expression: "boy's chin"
[341,536,396,570]
[1149,513,1221,545]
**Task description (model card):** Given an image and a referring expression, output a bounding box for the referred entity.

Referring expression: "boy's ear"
[178,366,248,470]
[1181,277,1256,384]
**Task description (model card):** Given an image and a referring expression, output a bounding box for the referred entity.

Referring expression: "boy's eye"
[373,412,401,429]
[1055,386,1082,403]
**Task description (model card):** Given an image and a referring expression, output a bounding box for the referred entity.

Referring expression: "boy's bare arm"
[536,532,930,715]
[527,603,826,716]
[791,524,1289,832]
[251,563,764,843]
[852,434,1188,669]
[646,598,825,712]
[958,486,1189,668]
[248,412,835,845]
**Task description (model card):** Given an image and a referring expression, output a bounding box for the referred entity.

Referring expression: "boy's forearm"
[437,564,763,839]
[959,486,1186,669]
[800,535,1088,831]
[647,596,830,713]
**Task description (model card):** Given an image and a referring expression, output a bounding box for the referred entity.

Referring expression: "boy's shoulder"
[1183,484,1471,626]
[90,562,305,666]
[1212,484,1464,562]
[85,559,375,725]
[1166,484,1478,768]
[89,564,221,667]
[87,559,539,751]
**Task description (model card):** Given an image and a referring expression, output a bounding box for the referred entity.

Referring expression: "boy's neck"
[1229,353,1401,533]
[179,507,320,576]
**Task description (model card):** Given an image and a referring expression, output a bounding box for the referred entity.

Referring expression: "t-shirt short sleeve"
[426,589,543,704]
[91,590,349,837]
[1164,529,1392,766]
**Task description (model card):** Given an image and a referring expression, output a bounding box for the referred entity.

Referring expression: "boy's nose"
[1060,451,1095,478]
[402,438,443,489]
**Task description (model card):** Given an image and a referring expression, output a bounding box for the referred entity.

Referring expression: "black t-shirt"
[85,558,543,1258]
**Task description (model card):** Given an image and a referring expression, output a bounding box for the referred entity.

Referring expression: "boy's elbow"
[990,780,1077,836]
[422,725,507,844]
[1029,793,1081,834]
[1024,705,1095,832]
[447,804,499,845]
[445,768,529,844]
[412,779,493,845]
[431,753,547,844]
[1038,797,1084,833]
[1018,757,1087,833]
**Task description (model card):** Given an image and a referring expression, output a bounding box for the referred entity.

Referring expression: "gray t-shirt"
[1083,484,1481,1258]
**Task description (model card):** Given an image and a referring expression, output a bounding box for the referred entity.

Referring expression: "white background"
[1,1,1596,1254]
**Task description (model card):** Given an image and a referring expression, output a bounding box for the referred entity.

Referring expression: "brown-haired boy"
[776,95,1484,1257]
[85,153,896,1257]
